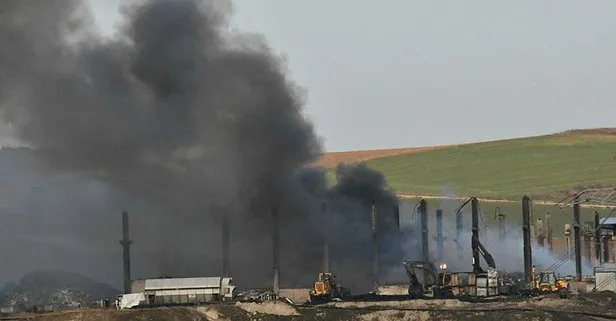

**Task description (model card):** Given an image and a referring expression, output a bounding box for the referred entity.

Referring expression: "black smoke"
[0,0,409,292]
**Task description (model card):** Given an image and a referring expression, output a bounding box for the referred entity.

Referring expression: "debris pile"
[0,270,119,313]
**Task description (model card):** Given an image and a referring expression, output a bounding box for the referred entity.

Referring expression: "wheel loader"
[308,272,350,303]
[532,265,569,298]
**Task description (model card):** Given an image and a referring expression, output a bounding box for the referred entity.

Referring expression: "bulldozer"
[308,272,350,303]
[531,266,569,298]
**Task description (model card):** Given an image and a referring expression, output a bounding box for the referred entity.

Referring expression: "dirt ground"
[5,294,616,321]
[314,146,447,168]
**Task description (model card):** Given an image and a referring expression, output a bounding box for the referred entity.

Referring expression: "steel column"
[371,201,379,292]
[522,196,532,284]
[471,198,480,273]
[271,206,280,295]
[436,209,444,261]
[419,200,429,262]
[595,211,602,264]
[222,215,230,277]
[573,197,582,281]
[119,211,132,294]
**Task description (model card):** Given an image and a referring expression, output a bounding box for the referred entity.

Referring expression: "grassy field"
[322,129,616,201]
[319,129,616,233]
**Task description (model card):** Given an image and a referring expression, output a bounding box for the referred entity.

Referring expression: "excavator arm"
[473,235,496,269]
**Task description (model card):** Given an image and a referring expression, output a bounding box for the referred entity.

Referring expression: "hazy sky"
[78,1,616,151]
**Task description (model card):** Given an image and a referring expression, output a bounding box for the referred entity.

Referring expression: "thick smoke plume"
[0,0,406,291]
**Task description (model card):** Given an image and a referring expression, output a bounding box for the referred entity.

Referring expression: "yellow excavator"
[308,272,350,303]
[532,266,569,298]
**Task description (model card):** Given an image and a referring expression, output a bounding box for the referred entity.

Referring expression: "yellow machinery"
[308,272,350,303]
[532,265,569,298]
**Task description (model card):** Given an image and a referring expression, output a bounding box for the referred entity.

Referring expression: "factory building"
[119,277,236,308]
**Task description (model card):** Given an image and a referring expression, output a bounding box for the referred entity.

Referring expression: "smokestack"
[595,211,602,264]
[471,198,481,273]
[222,215,230,277]
[119,211,132,294]
[456,210,463,260]
[436,209,444,261]
[271,206,280,295]
[322,202,330,272]
[573,197,582,281]
[419,200,429,262]
[371,201,379,292]
[522,196,532,284]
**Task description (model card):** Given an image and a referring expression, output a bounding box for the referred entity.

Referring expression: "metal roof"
[144,277,228,290]
[600,217,616,225]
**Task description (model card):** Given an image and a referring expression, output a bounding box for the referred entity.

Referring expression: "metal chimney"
[522,196,532,284]
[119,211,132,294]
[271,206,280,295]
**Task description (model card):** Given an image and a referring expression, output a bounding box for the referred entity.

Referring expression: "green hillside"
[328,130,616,201]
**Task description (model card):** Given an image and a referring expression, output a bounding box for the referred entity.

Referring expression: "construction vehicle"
[308,272,350,303]
[404,259,454,298]
[531,265,569,298]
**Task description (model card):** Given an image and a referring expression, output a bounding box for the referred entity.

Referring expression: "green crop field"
[323,129,616,232]
[326,129,616,201]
